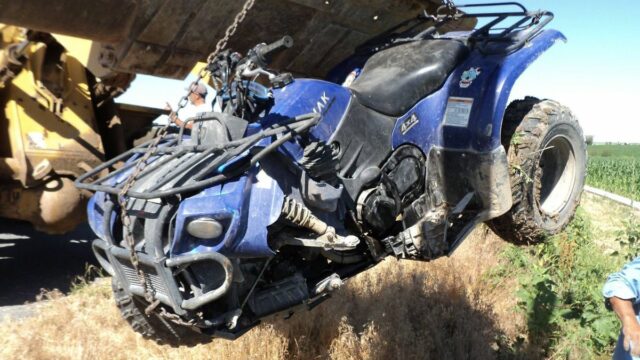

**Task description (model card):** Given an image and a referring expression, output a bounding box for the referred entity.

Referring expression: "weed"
[615,216,640,260]
[511,131,524,147]
[497,208,625,357]
[2,205,636,359]
[512,164,533,184]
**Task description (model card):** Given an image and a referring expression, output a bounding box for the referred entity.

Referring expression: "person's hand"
[623,318,640,356]
[164,102,174,115]
[610,297,640,356]
[164,102,179,125]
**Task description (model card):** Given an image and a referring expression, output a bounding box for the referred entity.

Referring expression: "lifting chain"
[443,0,456,9]
[442,0,458,17]
[116,0,256,319]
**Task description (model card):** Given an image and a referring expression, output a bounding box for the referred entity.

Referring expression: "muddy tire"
[111,278,210,346]
[487,97,587,244]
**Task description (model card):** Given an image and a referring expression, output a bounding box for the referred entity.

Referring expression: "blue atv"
[76,2,586,344]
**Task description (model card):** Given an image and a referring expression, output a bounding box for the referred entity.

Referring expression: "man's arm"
[611,296,640,356]
[172,116,193,129]
[604,258,640,356]
[165,103,193,129]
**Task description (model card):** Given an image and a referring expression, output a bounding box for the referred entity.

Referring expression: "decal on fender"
[444,97,474,127]
[459,67,481,88]
[400,113,419,134]
[312,92,331,114]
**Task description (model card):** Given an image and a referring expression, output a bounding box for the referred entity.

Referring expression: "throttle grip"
[252,35,294,66]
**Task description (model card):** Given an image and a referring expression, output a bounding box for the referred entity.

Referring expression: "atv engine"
[357,146,425,236]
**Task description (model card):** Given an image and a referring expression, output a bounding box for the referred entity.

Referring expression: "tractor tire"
[111,277,210,346]
[487,97,587,244]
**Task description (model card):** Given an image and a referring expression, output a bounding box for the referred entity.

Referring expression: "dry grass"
[0,226,524,360]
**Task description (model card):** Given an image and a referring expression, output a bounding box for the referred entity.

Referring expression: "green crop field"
[587,144,640,200]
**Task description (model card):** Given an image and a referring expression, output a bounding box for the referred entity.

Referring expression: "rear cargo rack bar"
[445,2,553,54]
[373,1,553,56]
[75,112,319,199]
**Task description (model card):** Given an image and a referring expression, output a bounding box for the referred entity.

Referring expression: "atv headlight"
[186,217,224,239]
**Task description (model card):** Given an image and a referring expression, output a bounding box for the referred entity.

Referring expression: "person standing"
[604,258,640,359]
[165,81,211,129]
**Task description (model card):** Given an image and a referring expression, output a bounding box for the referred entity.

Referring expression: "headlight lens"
[186,217,224,239]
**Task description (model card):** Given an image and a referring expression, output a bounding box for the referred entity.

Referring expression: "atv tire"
[488,97,587,244]
[111,277,210,346]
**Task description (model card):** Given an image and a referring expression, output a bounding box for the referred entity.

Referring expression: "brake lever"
[241,65,276,80]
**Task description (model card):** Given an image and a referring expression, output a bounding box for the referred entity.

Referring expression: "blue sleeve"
[603,257,640,304]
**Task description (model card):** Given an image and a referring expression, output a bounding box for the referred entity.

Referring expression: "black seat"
[349,40,469,116]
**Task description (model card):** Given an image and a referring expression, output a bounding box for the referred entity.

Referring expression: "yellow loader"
[0,25,160,233]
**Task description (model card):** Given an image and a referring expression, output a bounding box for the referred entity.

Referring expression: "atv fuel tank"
[264,79,352,161]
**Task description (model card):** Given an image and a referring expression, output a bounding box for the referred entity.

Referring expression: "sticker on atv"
[444,97,474,127]
[400,114,419,134]
[459,67,481,88]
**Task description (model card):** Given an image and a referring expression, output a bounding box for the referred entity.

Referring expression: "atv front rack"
[75,113,319,199]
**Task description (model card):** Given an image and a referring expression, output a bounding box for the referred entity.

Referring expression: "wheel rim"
[536,135,577,216]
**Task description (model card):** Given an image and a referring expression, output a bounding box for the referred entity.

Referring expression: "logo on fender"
[312,92,331,114]
[400,113,419,134]
[460,67,481,88]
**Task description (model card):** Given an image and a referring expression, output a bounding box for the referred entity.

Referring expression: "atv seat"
[350,39,469,116]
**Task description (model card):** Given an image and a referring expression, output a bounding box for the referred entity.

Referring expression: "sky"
[117,0,640,143]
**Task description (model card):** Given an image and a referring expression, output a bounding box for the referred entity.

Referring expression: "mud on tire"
[488,97,587,244]
[111,278,210,346]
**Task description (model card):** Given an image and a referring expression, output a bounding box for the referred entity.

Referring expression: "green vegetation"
[588,144,640,158]
[587,144,640,200]
[493,208,640,358]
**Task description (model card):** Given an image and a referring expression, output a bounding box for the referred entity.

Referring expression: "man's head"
[187,82,208,105]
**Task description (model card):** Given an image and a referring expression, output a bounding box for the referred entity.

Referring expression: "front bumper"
[89,194,234,316]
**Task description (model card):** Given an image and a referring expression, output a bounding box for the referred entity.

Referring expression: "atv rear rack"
[368,1,554,55]
[455,2,555,54]
[75,113,320,199]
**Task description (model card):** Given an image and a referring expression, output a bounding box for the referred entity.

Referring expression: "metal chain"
[443,0,456,11]
[116,0,256,318]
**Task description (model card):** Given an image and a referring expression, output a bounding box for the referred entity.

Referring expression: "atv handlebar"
[250,35,294,67]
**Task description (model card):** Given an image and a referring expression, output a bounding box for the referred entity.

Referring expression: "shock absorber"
[279,197,360,250]
[281,197,328,235]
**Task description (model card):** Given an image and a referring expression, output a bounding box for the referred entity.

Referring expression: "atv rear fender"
[390,29,567,154]
[482,29,567,150]
[385,29,566,251]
